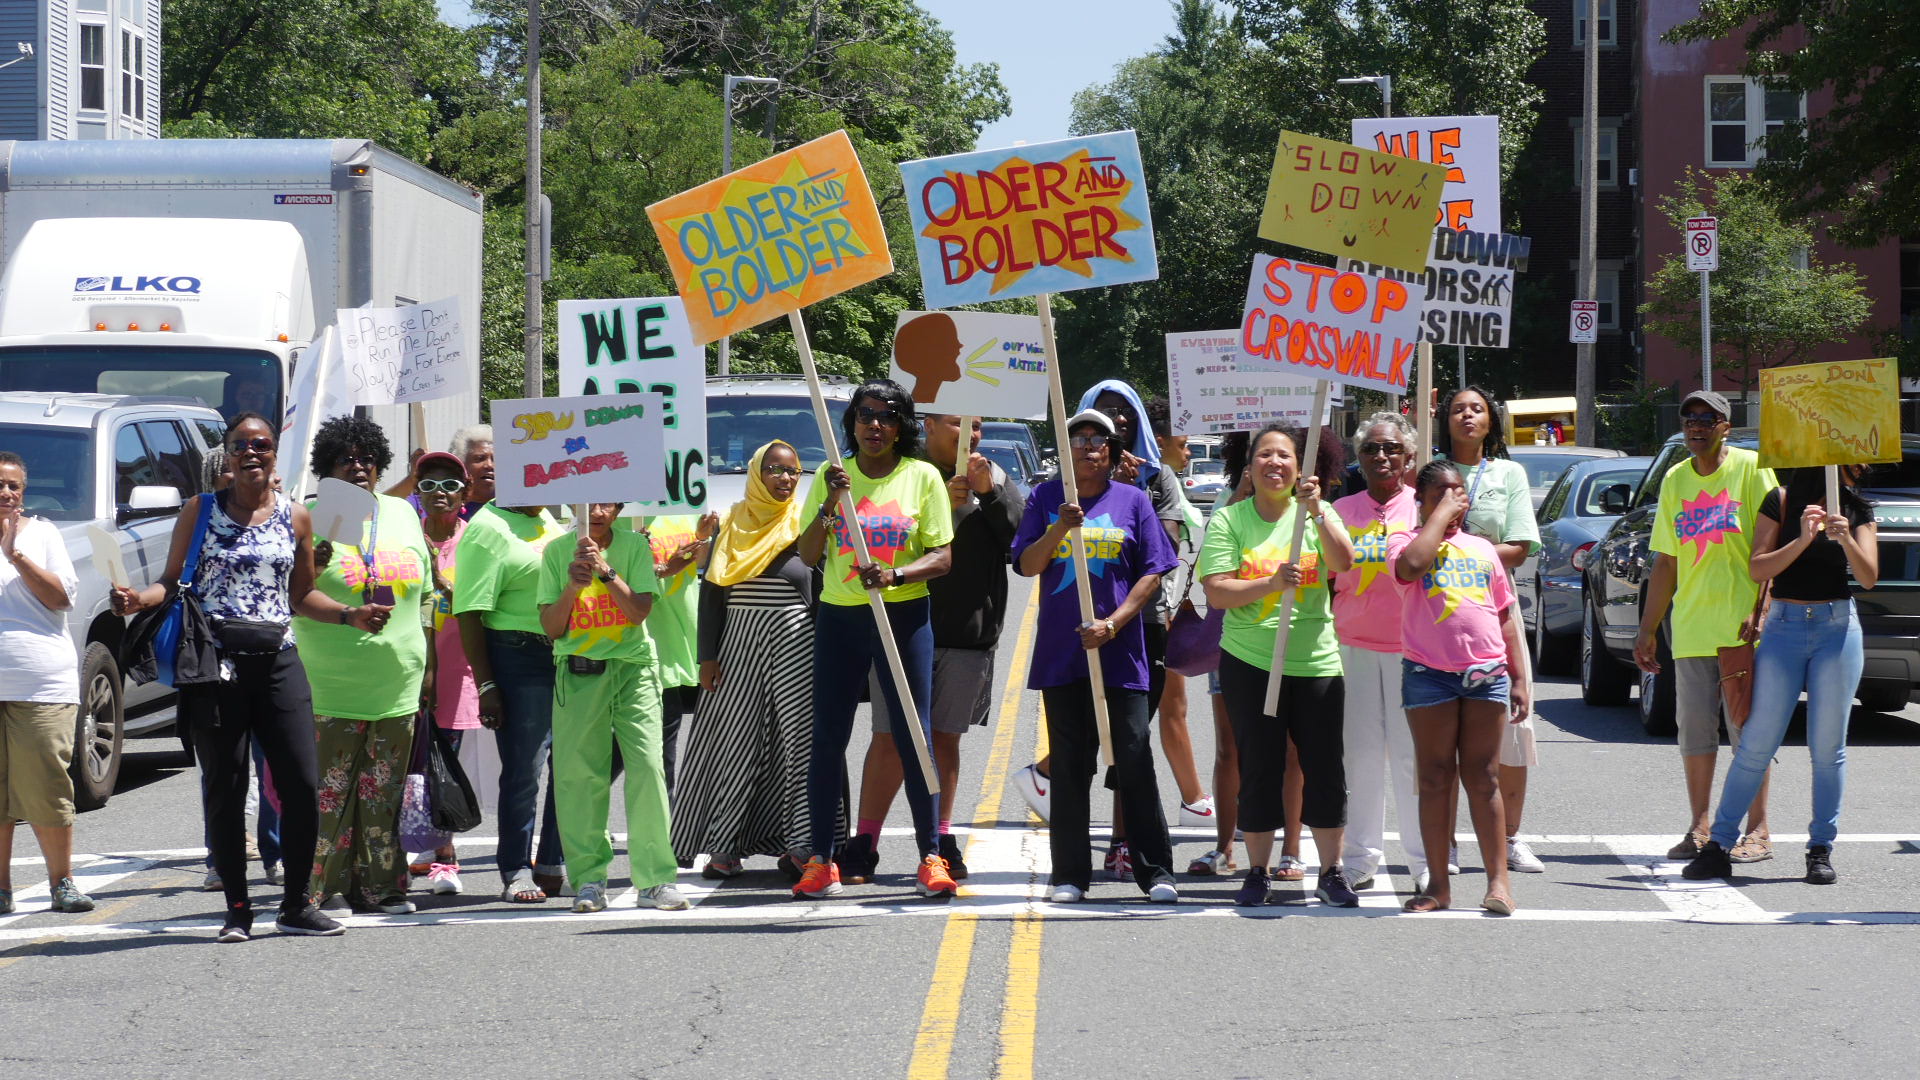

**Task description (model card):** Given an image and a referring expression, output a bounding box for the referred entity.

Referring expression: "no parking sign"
[1687,216,1719,272]
[1569,300,1598,344]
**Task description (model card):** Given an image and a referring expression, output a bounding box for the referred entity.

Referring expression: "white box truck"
[0,138,484,455]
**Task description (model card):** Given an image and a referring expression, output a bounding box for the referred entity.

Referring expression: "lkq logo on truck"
[73,275,203,295]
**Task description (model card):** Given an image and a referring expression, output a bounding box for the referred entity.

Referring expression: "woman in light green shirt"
[1435,386,1544,875]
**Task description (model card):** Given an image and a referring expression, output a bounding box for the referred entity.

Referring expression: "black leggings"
[183,647,320,915]
[1143,618,1168,721]
[1040,680,1173,892]
[1216,651,1346,832]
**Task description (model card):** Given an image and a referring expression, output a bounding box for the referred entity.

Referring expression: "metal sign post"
[1687,216,1719,392]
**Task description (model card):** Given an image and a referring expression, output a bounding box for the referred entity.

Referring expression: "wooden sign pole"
[787,310,939,794]
[1034,293,1116,782]
[954,416,975,480]
[1261,378,1332,715]
[1416,341,1434,468]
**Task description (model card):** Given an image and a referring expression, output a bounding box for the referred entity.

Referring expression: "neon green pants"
[552,658,673,890]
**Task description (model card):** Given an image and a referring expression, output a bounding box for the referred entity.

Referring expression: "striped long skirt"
[671,577,845,863]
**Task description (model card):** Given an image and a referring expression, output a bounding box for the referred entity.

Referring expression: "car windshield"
[1508,451,1590,488]
[0,344,281,422]
[1191,459,1225,477]
[1578,467,1648,516]
[978,444,1023,478]
[3,424,92,520]
[706,394,841,475]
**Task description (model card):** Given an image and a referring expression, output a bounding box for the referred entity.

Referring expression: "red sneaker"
[792,856,842,899]
[916,854,958,898]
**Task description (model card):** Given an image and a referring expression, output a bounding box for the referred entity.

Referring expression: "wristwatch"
[337,605,355,625]
[597,567,619,584]
[1104,619,1116,635]
[891,567,904,587]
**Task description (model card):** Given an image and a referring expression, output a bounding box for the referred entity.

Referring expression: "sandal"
[533,870,567,897]
[1729,833,1774,864]
[1481,891,1515,916]
[1272,854,1305,882]
[501,870,547,904]
[1402,892,1447,913]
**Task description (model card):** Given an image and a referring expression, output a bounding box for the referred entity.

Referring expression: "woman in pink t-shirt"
[1387,460,1530,915]
[412,452,479,895]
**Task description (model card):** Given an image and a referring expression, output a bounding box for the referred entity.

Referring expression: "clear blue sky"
[433,1,1179,149]
[921,0,1177,148]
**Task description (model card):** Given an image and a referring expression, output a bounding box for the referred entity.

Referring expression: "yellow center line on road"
[907,592,1038,1080]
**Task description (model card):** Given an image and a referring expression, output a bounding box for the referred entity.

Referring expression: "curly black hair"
[309,414,393,479]
[841,379,921,459]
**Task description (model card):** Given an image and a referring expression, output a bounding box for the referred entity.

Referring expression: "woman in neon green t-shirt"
[298,416,435,916]
[793,380,955,900]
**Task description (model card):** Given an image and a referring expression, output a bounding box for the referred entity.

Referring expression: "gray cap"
[1066,408,1117,435]
[1680,388,1732,420]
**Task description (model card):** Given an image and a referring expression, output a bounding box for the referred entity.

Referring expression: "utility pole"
[1574,1,1599,445]
[522,0,544,397]
[715,75,780,378]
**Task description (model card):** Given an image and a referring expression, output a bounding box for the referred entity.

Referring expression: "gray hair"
[200,446,228,490]
[1351,411,1416,457]
[449,424,493,459]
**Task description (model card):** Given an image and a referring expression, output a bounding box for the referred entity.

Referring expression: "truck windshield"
[0,345,280,423]
[4,425,92,520]
[706,394,842,474]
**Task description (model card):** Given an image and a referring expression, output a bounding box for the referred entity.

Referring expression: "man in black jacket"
[839,414,1023,882]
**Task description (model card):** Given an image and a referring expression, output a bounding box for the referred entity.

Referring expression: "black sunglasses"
[1679,411,1724,427]
[856,406,901,427]
[1360,441,1406,457]
[228,437,275,455]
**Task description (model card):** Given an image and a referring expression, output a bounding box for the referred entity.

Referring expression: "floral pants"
[310,714,414,907]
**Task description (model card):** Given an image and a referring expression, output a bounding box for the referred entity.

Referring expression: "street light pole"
[522,0,544,397]
[716,74,779,378]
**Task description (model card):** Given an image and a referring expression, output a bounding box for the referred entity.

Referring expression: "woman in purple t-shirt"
[1011,410,1179,904]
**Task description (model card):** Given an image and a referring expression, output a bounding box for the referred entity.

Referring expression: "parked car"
[0,391,225,808]
[982,421,1049,479]
[975,439,1035,505]
[1518,455,1653,673]
[1183,457,1228,508]
[704,374,856,513]
[1582,429,1920,734]
[1504,445,1627,509]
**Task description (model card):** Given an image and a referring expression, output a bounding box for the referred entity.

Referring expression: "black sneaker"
[275,903,346,937]
[1234,866,1272,907]
[217,905,252,944]
[836,833,879,885]
[937,833,969,881]
[1682,840,1733,880]
[1804,845,1837,885]
[1315,867,1360,908]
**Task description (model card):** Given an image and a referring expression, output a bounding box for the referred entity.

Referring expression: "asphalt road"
[5,573,1920,1079]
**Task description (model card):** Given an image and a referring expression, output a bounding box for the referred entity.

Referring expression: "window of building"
[120,28,146,121]
[77,23,106,112]
[1900,242,1920,341]
[1597,269,1620,329]
[1572,123,1618,189]
[1706,77,1806,167]
[1574,0,1615,47]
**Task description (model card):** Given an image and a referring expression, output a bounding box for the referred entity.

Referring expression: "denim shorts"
[1401,658,1510,711]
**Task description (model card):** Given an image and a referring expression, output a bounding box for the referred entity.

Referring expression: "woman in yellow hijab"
[670,441,845,878]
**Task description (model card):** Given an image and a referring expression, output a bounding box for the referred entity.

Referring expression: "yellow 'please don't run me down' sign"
[1758,358,1903,469]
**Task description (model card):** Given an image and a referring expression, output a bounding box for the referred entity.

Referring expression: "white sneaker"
[1013,763,1052,822]
[201,869,223,892]
[428,863,462,895]
[638,883,690,911]
[1448,845,1461,876]
[1177,796,1217,829]
[1147,881,1179,903]
[1048,884,1084,903]
[263,862,283,887]
[1507,838,1546,873]
[572,881,608,913]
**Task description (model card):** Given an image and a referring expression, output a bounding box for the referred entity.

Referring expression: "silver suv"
[0,392,224,808]
[703,374,856,513]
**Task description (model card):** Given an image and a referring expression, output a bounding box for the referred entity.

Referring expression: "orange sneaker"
[792,856,842,899]
[917,854,958,898]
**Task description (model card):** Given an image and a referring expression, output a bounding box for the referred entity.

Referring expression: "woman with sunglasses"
[1390,460,1530,914]
[409,451,476,893]
[1330,413,1429,894]
[1200,423,1357,908]
[1435,385,1543,875]
[794,380,955,899]
[297,416,436,915]
[673,441,824,878]
[112,413,391,942]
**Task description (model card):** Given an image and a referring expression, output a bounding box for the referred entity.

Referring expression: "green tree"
[162,0,482,159]
[1641,169,1872,396]
[1667,1,1920,249]
[1057,0,1547,395]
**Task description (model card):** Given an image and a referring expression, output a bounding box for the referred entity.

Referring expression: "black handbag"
[122,496,222,687]
[425,721,482,833]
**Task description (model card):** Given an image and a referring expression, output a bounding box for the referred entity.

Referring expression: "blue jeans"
[487,629,565,880]
[1711,599,1862,850]
[810,598,939,860]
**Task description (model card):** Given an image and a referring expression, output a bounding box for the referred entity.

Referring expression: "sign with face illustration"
[886,310,1049,420]
[1258,130,1446,274]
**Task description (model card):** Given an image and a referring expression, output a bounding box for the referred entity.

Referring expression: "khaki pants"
[0,701,77,827]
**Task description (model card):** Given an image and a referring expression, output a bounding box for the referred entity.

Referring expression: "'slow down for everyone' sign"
[1165,331,1339,434]
[492,393,669,508]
